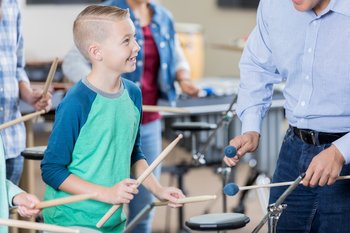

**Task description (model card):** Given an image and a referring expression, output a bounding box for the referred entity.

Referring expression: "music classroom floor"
[19,124,268,233]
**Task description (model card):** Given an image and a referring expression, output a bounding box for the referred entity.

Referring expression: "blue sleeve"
[122,79,146,165]
[41,83,94,189]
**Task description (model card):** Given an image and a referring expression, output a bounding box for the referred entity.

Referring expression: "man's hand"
[223,131,260,167]
[303,145,345,187]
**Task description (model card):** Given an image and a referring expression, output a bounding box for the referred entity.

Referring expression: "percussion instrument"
[21,146,46,160]
[124,195,217,233]
[186,213,250,231]
[176,23,204,80]
[224,174,350,197]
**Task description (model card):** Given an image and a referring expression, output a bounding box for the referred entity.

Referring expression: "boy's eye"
[123,38,130,44]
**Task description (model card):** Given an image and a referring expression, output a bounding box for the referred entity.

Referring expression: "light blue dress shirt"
[237,0,350,163]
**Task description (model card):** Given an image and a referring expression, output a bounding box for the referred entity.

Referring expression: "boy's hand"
[12,193,41,218]
[100,178,138,205]
[154,186,185,208]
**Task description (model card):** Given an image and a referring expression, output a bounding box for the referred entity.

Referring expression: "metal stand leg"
[252,173,305,233]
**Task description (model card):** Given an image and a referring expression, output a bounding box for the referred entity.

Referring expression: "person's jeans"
[269,127,350,233]
[127,119,162,233]
[6,155,24,185]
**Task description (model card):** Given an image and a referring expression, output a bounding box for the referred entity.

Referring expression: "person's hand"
[178,79,200,97]
[154,186,185,208]
[303,145,345,187]
[223,131,260,167]
[31,89,52,112]
[12,193,41,218]
[99,178,138,205]
[19,81,52,112]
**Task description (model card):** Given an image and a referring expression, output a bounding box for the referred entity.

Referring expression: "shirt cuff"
[333,133,350,164]
[6,180,24,207]
[240,112,263,134]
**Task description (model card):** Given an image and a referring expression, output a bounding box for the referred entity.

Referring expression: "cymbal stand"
[252,173,305,233]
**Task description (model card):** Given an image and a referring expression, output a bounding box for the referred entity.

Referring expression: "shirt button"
[308,48,312,53]
[162,63,168,69]
[312,21,317,26]
[0,87,3,92]
[305,75,309,80]
[0,107,3,112]
[301,101,306,106]
[137,61,143,67]
[159,42,165,48]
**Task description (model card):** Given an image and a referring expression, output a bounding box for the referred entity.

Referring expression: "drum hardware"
[252,173,305,233]
[168,95,237,232]
[123,195,217,233]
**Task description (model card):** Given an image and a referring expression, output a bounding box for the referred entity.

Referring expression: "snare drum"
[21,146,46,160]
[186,213,250,231]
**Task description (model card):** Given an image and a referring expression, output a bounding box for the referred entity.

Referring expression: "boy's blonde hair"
[73,5,129,59]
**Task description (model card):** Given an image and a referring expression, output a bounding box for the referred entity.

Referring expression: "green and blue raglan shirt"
[41,77,145,233]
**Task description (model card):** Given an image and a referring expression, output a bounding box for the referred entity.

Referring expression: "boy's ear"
[88,43,102,61]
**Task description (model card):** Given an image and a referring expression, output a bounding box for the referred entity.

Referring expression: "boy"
[41,5,184,233]
[1,141,40,233]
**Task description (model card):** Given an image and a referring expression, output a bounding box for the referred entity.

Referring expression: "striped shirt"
[0,0,29,159]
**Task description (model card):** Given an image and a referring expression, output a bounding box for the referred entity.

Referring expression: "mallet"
[224,175,350,196]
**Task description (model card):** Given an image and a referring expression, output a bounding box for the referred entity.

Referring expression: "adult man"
[224,0,350,232]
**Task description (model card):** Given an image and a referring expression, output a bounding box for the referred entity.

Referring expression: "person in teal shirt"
[41,5,185,233]
[0,140,40,233]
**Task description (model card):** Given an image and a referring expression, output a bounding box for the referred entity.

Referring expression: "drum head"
[186,213,250,231]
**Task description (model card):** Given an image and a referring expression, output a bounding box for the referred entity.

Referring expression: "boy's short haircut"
[73,5,129,59]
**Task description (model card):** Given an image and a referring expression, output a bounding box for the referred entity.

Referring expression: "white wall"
[160,0,257,76]
[19,0,87,62]
[19,0,257,76]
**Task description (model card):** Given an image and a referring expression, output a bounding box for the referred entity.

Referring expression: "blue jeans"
[6,155,24,185]
[269,127,350,233]
[128,119,162,233]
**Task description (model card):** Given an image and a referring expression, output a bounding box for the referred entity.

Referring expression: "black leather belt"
[292,126,347,145]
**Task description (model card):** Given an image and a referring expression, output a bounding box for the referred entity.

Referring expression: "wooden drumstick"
[0,110,45,130]
[224,175,350,196]
[142,105,190,113]
[96,134,183,228]
[35,193,97,209]
[153,195,217,206]
[42,57,59,98]
[0,219,79,233]
[0,58,59,131]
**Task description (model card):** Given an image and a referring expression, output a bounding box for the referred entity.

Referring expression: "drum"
[176,23,204,80]
[186,213,250,231]
[21,146,46,160]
